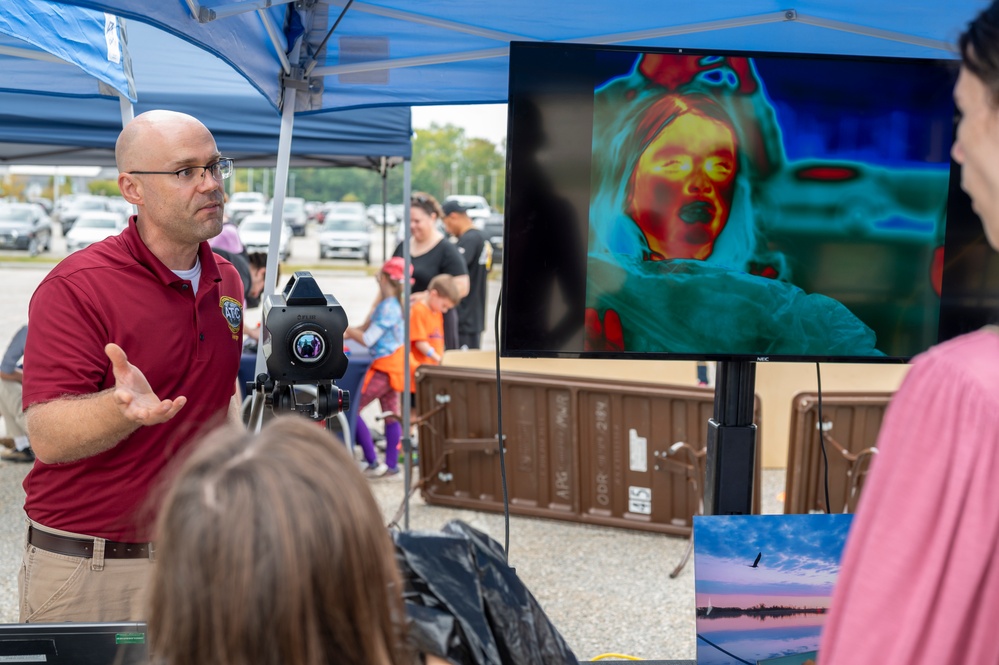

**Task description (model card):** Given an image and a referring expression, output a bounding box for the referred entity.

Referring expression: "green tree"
[0,175,26,200]
[88,179,121,197]
[463,138,505,212]
[223,122,505,211]
[411,123,505,210]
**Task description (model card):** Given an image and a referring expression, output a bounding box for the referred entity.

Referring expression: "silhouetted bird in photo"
[748,552,762,568]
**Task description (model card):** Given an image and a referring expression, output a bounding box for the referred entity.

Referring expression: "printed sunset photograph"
[692,513,853,665]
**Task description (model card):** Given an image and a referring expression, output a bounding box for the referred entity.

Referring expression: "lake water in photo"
[696,612,823,665]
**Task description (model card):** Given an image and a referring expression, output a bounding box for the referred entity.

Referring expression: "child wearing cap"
[344,257,410,478]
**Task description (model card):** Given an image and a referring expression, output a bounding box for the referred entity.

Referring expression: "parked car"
[267,196,308,236]
[322,200,366,218]
[227,191,267,226]
[0,202,53,256]
[64,211,127,252]
[27,197,53,215]
[366,203,398,226]
[305,200,324,222]
[481,212,504,264]
[389,203,406,225]
[318,210,371,263]
[57,196,111,233]
[106,196,135,222]
[238,213,291,261]
[444,194,492,226]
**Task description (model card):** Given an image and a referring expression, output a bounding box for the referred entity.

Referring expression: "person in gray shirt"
[0,324,32,463]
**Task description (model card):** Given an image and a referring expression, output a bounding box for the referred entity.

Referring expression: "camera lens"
[292,329,326,363]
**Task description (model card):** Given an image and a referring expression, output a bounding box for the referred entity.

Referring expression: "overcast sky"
[411,103,508,147]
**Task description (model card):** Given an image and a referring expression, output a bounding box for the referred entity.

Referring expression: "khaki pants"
[0,379,26,439]
[18,520,154,623]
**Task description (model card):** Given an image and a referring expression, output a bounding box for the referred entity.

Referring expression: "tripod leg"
[325,411,352,453]
[245,386,268,434]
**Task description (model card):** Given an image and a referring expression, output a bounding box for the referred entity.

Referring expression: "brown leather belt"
[28,526,153,560]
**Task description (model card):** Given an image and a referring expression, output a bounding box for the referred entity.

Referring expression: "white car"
[106,196,135,222]
[57,196,111,234]
[227,192,267,226]
[318,212,371,263]
[238,214,291,261]
[444,194,492,227]
[64,211,126,252]
[366,203,397,226]
[267,196,308,236]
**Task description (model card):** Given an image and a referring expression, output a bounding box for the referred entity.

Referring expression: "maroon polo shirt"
[22,216,243,541]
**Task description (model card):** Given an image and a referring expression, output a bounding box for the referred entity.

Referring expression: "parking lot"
[3,215,400,267]
[0,218,502,355]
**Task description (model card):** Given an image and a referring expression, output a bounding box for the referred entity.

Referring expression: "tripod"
[243,373,352,444]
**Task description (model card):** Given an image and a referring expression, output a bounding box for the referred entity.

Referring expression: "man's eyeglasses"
[128,158,234,183]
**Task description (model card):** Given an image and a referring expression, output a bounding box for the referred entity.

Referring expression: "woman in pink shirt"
[819,3,999,663]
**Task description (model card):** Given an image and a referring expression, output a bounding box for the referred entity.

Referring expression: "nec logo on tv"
[756,357,770,362]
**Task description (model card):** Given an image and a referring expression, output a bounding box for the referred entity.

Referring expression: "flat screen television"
[501,41,999,363]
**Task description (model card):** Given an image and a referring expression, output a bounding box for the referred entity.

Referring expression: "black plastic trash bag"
[392,520,580,665]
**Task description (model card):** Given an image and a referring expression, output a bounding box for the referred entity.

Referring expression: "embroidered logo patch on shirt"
[220,296,242,334]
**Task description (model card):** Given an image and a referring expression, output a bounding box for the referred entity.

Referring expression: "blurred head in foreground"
[147,416,409,665]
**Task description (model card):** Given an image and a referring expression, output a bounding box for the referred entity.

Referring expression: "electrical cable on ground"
[589,653,642,661]
[493,286,510,557]
[816,362,830,513]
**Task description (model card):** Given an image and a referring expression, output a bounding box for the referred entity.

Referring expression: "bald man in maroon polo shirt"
[19,110,245,623]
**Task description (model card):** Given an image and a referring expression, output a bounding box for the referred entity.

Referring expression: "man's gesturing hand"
[105,343,187,425]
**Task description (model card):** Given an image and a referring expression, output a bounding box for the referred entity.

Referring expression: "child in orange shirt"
[410,274,462,373]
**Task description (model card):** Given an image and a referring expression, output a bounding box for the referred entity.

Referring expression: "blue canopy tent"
[0,19,411,168]
[0,1,133,101]
[0,88,411,168]
[38,0,983,111]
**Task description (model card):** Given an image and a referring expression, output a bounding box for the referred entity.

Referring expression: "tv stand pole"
[704,360,757,515]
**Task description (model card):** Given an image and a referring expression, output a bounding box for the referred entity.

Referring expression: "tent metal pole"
[254,39,300,378]
[257,9,293,76]
[314,48,509,77]
[118,96,134,125]
[329,1,531,43]
[401,159,413,530]
[117,95,136,217]
[312,11,793,77]
[381,156,388,265]
[0,45,67,63]
[189,0,297,23]
[794,14,956,53]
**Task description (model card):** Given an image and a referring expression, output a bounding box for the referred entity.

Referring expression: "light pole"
[450,162,458,196]
[490,169,499,207]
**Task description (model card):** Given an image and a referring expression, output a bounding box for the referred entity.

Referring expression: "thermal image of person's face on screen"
[588,54,778,276]
[625,93,738,261]
[583,52,902,358]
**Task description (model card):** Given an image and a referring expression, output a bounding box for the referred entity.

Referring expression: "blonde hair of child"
[427,273,461,305]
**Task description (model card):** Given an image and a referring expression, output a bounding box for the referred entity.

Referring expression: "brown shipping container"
[415,365,762,536]
[784,391,892,515]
